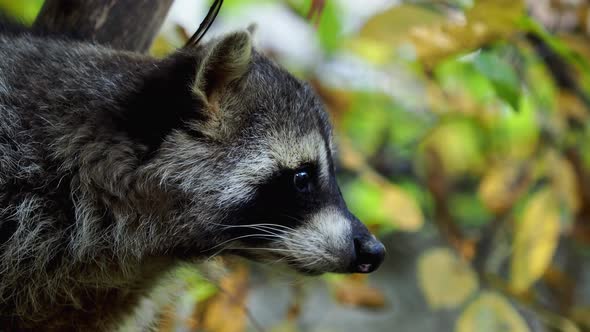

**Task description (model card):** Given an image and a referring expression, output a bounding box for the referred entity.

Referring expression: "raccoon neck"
[0,36,207,330]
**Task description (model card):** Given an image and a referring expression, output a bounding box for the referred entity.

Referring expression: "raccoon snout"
[350,234,386,273]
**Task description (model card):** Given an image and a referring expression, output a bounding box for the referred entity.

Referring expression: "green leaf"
[489,93,539,160]
[176,266,219,303]
[473,50,521,110]
[342,176,423,232]
[0,0,43,24]
[286,0,342,53]
[342,94,391,156]
[343,179,385,228]
[436,58,497,104]
[315,0,341,53]
[450,192,493,227]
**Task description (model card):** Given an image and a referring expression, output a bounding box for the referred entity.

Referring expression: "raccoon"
[0,19,385,331]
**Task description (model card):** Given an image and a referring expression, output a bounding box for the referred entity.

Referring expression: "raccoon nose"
[352,235,386,273]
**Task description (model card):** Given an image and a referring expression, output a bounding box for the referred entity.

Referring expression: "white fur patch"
[279,206,351,272]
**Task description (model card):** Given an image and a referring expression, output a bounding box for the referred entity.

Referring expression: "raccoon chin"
[224,249,332,275]
[286,264,329,276]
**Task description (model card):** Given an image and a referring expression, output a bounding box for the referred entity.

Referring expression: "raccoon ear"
[193,31,252,102]
[246,23,257,35]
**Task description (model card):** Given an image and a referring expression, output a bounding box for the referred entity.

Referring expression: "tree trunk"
[34,0,174,53]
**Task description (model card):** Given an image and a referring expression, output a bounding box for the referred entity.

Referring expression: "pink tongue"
[358,264,371,273]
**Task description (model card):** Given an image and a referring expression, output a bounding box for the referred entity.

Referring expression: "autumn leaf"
[333,274,387,309]
[422,119,486,177]
[456,291,530,332]
[510,188,561,293]
[570,306,590,330]
[202,264,250,332]
[357,0,525,67]
[478,161,531,215]
[357,4,447,64]
[546,150,581,215]
[377,181,424,232]
[417,247,478,309]
[558,90,590,125]
[270,321,300,332]
[340,138,424,232]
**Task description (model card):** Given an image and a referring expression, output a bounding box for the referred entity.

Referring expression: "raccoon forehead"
[266,130,330,177]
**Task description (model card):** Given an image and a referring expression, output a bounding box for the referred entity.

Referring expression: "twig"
[485,273,582,332]
[424,148,474,259]
[34,0,174,53]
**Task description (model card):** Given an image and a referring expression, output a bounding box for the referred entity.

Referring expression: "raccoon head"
[124,30,385,275]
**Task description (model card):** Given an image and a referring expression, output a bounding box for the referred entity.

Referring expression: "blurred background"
[3,0,590,331]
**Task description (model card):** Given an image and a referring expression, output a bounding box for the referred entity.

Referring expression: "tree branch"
[34,0,174,53]
[425,148,475,259]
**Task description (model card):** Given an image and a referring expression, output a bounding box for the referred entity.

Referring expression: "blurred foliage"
[5,0,590,331]
[418,247,479,309]
[0,0,42,24]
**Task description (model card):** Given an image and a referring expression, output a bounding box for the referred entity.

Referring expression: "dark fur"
[0,18,382,331]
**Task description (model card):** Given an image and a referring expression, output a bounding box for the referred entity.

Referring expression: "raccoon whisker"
[203,247,230,263]
[220,225,285,237]
[301,256,325,269]
[227,247,300,254]
[279,214,305,224]
[211,225,291,242]
[207,223,296,242]
[246,224,296,232]
[240,223,295,230]
[204,233,282,253]
[283,237,311,249]
[249,223,297,231]
[231,224,293,234]
[203,244,297,265]
[208,222,295,232]
[245,228,299,241]
[265,257,289,266]
[282,242,334,267]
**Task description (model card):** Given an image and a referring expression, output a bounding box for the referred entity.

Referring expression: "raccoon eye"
[293,170,311,193]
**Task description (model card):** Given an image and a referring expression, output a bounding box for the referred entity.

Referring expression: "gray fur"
[0,25,382,331]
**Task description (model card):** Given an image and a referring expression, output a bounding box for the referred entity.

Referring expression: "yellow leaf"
[456,291,530,332]
[557,91,590,125]
[377,179,424,232]
[344,39,394,65]
[360,4,447,46]
[547,151,581,214]
[423,120,485,177]
[340,138,424,231]
[333,274,387,309]
[202,264,249,332]
[270,321,300,332]
[417,247,478,309]
[510,188,560,293]
[560,34,590,65]
[570,306,590,329]
[358,1,524,67]
[150,35,176,58]
[478,161,530,215]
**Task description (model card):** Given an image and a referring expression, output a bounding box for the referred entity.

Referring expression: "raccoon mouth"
[224,246,345,275]
[223,252,326,277]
